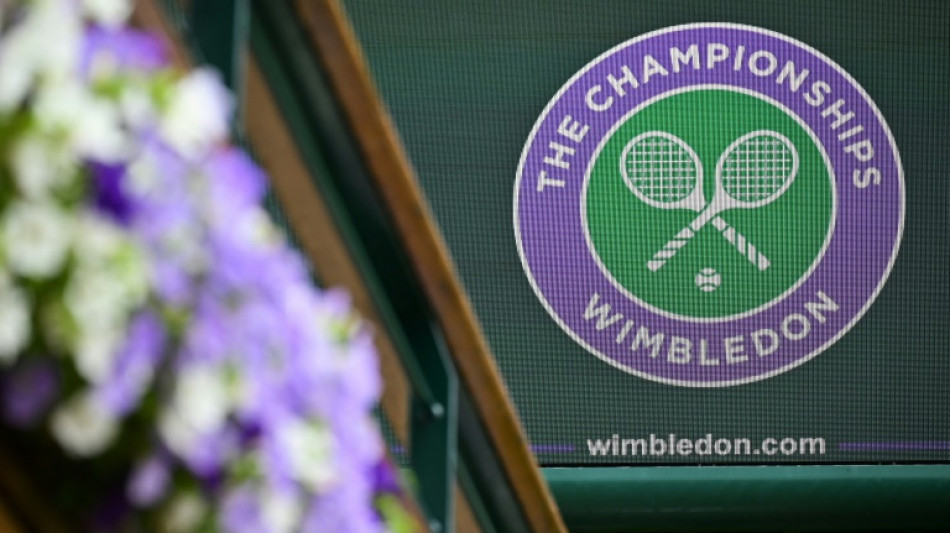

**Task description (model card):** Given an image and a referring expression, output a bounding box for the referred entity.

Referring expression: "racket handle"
[646,226,698,271]
[710,217,771,270]
[646,217,770,271]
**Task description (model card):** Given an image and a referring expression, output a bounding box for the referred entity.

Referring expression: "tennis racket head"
[620,131,703,210]
[715,130,799,209]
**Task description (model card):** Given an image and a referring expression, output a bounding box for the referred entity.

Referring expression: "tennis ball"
[695,267,721,292]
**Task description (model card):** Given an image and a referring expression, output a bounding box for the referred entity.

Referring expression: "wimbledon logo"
[513,24,904,387]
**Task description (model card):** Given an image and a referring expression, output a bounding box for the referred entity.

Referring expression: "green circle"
[585,89,833,319]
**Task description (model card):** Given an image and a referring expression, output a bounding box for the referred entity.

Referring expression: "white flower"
[2,201,71,278]
[261,488,304,533]
[30,0,83,80]
[0,25,37,111]
[72,214,150,306]
[33,82,128,163]
[0,284,30,365]
[73,213,124,265]
[175,364,231,431]
[74,329,122,383]
[232,207,279,249]
[161,222,208,274]
[50,391,118,457]
[161,492,208,533]
[157,411,197,462]
[275,418,337,491]
[114,247,150,309]
[0,0,81,110]
[10,135,77,199]
[82,0,132,29]
[125,154,160,198]
[65,267,129,332]
[33,81,88,130]
[159,364,231,457]
[73,98,128,162]
[159,69,232,159]
[119,84,157,130]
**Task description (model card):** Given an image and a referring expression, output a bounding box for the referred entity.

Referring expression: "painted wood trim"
[292,1,567,531]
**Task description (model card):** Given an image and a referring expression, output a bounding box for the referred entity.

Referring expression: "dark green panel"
[340,0,950,467]
[545,465,950,532]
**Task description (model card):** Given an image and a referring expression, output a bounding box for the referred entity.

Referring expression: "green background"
[341,0,950,464]
[586,89,833,318]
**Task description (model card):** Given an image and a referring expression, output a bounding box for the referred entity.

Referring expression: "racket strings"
[624,137,698,203]
[721,136,794,203]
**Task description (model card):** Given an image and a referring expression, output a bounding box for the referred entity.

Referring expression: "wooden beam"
[293,1,567,532]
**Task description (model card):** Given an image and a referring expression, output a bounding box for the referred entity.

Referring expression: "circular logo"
[514,24,904,387]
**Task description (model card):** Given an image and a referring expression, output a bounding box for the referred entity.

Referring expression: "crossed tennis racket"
[620,130,799,271]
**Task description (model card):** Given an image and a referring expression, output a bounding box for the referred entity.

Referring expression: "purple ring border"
[513,24,904,387]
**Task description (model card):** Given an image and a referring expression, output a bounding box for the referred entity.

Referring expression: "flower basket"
[0,1,418,531]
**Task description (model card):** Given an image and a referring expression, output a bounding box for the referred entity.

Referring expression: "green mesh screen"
[340,0,950,465]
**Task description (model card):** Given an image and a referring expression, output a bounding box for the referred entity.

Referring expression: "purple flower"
[179,297,231,364]
[303,469,384,533]
[220,486,266,533]
[96,312,166,416]
[0,1,396,529]
[336,329,382,411]
[82,27,168,77]
[125,137,191,217]
[315,288,354,321]
[371,459,401,495]
[127,453,171,507]
[331,408,383,469]
[173,425,238,482]
[1,359,59,427]
[151,259,195,307]
[203,148,266,217]
[91,161,135,224]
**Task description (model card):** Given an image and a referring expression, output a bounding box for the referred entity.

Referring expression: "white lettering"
[748,50,778,76]
[557,115,590,143]
[606,65,640,96]
[668,336,691,364]
[631,326,664,358]
[583,293,624,330]
[535,170,564,192]
[844,139,875,162]
[724,335,748,364]
[751,328,780,356]
[707,43,730,68]
[733,45,746,71]
[699,338,718,366]
[670,45,700,72]
[641,54,670,84]
[804,80,831,107]
[852,167,882,188]
[781,313,811,340]
[820,99,855,130]
[543,141,575,170]
[804,291,839,324]
[776,61,809,92]
[585,85,613,111]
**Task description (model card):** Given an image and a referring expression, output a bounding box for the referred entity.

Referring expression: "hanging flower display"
[0,1,414,531]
